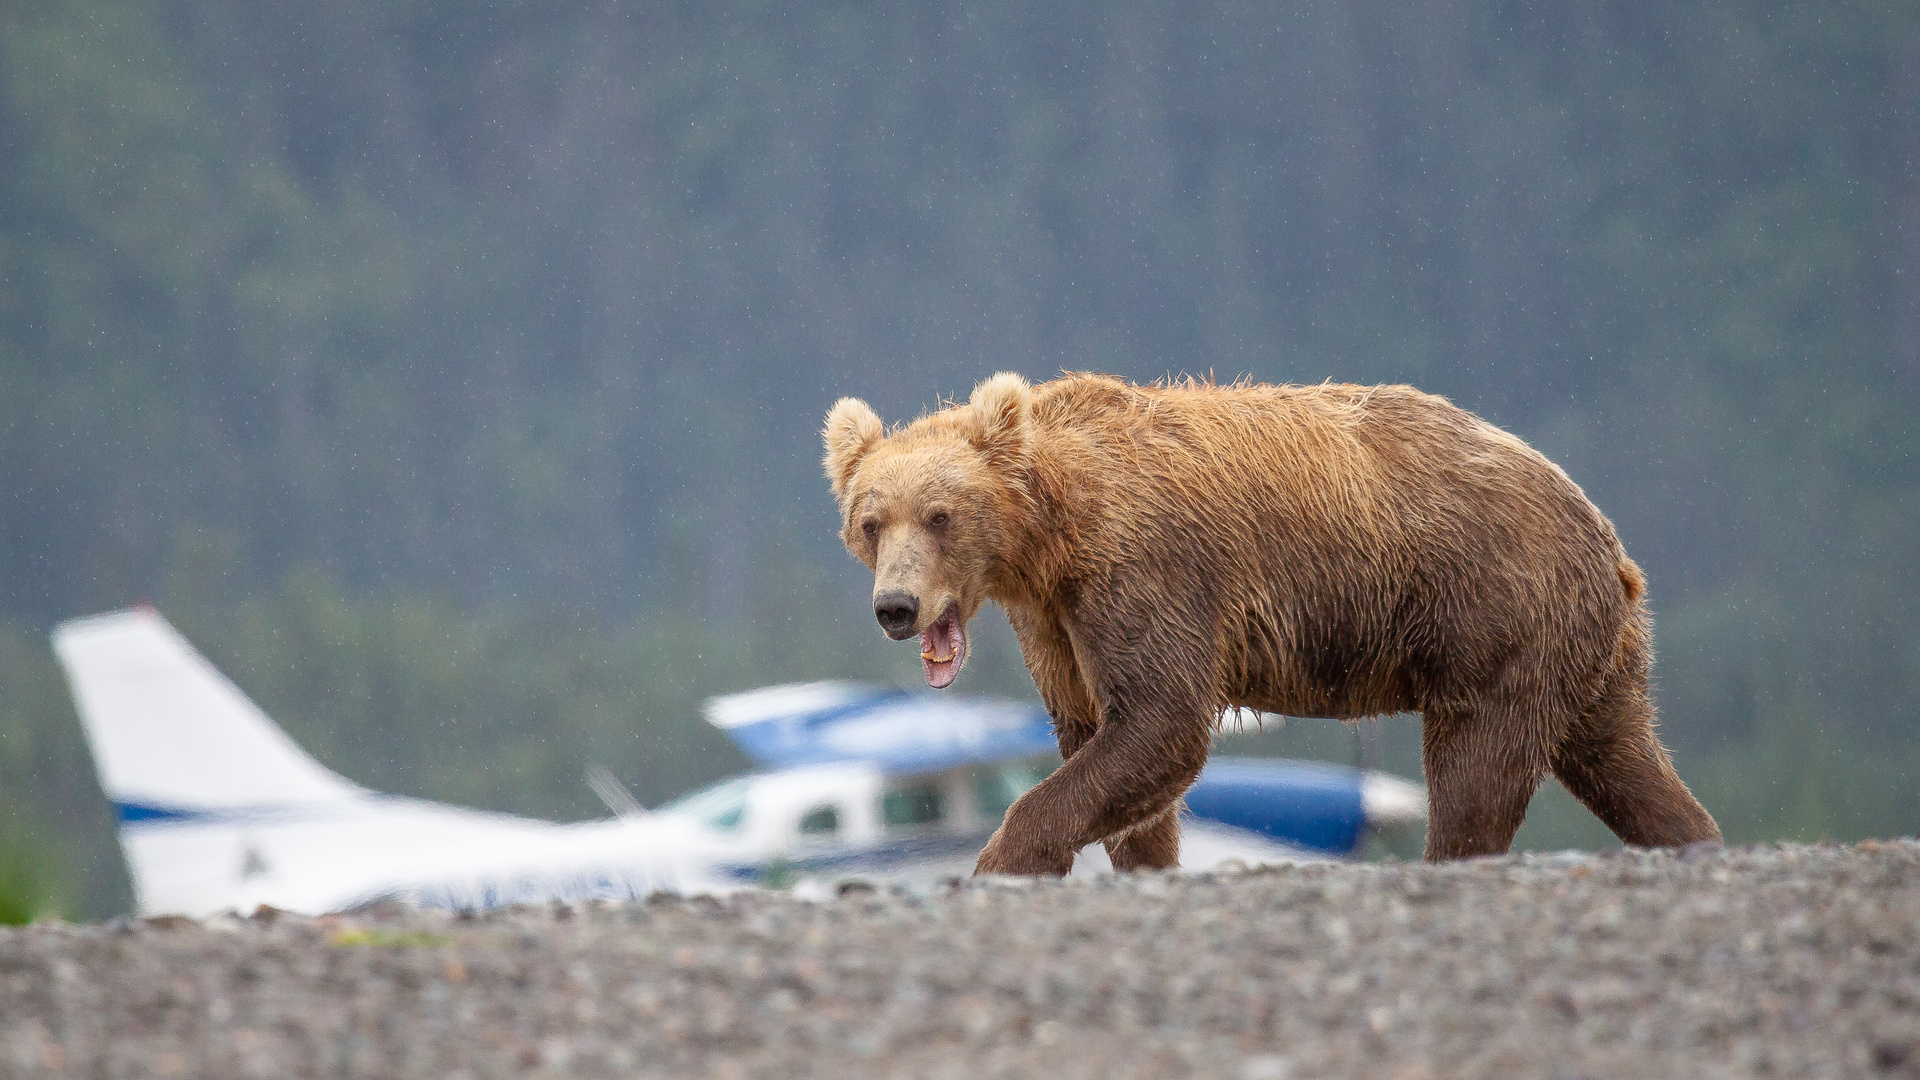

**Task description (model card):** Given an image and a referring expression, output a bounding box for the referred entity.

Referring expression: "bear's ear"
[967,371,1033,472]
[822,396,885,502]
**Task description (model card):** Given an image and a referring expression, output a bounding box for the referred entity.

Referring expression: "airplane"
[52,608,1426,918]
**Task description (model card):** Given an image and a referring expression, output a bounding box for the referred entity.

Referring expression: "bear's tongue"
[919,606,966,689]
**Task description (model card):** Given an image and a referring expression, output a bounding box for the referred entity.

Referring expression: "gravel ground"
[3,840,1918,1080]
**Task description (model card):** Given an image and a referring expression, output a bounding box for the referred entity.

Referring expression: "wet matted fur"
[824,372,1721,872]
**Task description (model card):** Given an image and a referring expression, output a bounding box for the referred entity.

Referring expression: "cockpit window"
[657,777,750,832]
[971,760,1052,822]
[881,780,943,826]
[798,804,840,836]
[971,771,1018,822]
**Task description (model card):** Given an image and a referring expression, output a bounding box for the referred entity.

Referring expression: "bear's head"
[822,372,1033,689]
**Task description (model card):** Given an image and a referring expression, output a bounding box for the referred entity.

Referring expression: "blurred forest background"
[1,0,1915,917]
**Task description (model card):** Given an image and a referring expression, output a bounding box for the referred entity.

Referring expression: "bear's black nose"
[873,591,920,639]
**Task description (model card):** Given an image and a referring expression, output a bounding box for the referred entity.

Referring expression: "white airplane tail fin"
[52,608,365,819]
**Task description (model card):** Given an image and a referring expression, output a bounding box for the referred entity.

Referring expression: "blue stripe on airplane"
[113,800,368,826]
[116,801,200,824]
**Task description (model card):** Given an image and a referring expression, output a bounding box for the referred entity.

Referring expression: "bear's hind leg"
[1420,699,1551,860]
[1104,803,1181,871]
[1549,665,1721,848]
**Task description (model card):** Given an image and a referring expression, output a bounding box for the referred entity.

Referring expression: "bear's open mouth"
[919,603,967,689]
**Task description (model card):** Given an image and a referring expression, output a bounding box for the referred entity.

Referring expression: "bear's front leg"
[979,607,1101,876]
[973,663,1213,875]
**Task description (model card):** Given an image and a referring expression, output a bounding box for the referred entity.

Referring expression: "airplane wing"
[704,681,1058,775]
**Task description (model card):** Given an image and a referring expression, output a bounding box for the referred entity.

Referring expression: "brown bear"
[823,372,1720,872]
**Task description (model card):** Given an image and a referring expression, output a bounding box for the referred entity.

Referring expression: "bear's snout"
[873,590,920,639]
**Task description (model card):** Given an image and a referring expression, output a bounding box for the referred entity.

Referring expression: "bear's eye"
[860,520,878,538]
[928,511,949,528]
